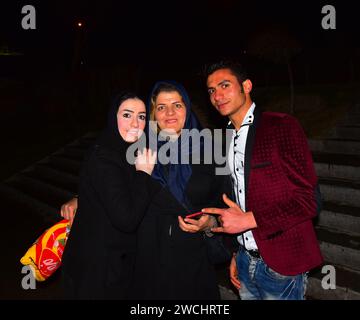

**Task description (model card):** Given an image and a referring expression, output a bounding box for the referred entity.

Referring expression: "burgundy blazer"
[243,108,323,275]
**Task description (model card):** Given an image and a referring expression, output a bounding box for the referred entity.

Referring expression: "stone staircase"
[307,104,360,300]
[0,132,98,223]
[0,130,239,300]
[2,104,359,299]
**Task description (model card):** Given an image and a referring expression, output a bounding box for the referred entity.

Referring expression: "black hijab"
[96,92,145,153]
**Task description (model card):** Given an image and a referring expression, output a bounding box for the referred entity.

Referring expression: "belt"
[247,250,261,259]
[241,246,261,259]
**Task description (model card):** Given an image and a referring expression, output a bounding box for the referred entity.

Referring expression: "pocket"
[252,161,272,169]
[264,265,292,281]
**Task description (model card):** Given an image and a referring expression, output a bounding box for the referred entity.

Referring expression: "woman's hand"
[60,197,78,226]
[135,148,157,175]
[230,254,241,290]
[178,214,217,233]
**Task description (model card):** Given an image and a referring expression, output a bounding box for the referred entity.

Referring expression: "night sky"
[0,1,359,222]
[1,0,358,71]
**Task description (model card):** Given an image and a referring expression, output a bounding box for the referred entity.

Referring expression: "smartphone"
[185,211,203,219]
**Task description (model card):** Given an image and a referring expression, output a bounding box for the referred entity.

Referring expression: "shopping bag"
[20,219,70,281]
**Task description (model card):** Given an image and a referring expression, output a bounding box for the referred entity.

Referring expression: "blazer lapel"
[244,106,262,210]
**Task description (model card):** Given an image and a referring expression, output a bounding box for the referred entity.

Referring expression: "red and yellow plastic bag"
[20,219,70,281]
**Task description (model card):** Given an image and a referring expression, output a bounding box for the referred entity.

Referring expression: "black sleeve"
[210,168,233,208]
[91,148,161,233]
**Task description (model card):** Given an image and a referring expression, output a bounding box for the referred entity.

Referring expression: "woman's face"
[154,91,186,136]
[117,98,146,142]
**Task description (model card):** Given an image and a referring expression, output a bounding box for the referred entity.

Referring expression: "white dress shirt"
[228,102,258,251]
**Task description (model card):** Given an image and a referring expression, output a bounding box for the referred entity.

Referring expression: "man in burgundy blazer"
[202,60,323,300]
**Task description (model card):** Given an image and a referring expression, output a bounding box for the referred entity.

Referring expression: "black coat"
[129,161,231,300]
[62,139,161,299]
[61,95,162,301]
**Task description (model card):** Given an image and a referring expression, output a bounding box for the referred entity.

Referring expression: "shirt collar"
[227,102,256,130]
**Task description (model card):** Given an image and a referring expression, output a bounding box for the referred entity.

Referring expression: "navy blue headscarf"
[147,81,203,209]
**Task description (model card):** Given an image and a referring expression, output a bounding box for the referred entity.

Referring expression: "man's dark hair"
[204,60,248,85]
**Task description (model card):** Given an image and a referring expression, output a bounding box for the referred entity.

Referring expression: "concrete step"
[40,156,82,176]
[332,126,360,140]
[340,113,360,126]
[315,163,360,181]
[67,137,96,150]
[81,131,99,140]
[313,152,360,167]
[316,226,360,271]
[307,263,360,300]
[313,152,360,181]
[309,138,360,155]
[23,165,79,194]
[5,174,74,211]
[319,177,360,207]
[315,202,360,236]
[219,285,238,300]
[0,183,59,220]
[53,145,87,161]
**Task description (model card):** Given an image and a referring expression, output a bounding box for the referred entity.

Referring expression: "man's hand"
[178,214,216,233]
[230,254,241,290]
[60,197,78,226]
[202,194,257,234]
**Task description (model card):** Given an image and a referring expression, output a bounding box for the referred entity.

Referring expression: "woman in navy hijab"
[130,81,230,300]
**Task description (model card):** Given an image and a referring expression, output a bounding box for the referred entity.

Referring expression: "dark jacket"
[61,95,161,299]
[130,160,231,300]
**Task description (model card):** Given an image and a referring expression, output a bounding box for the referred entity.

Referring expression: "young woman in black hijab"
[61,92,160,299]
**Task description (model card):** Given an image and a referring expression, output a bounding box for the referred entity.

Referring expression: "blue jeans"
[236,247,307,300]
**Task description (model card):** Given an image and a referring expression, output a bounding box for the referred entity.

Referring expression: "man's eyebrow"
[218,80,231,86]
[208,80,231,89]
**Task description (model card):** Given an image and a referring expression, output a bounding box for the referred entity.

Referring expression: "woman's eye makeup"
[156,105,165,111]
[122,112,131,118]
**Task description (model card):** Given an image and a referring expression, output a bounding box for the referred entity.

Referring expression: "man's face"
[206,68,247,117]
